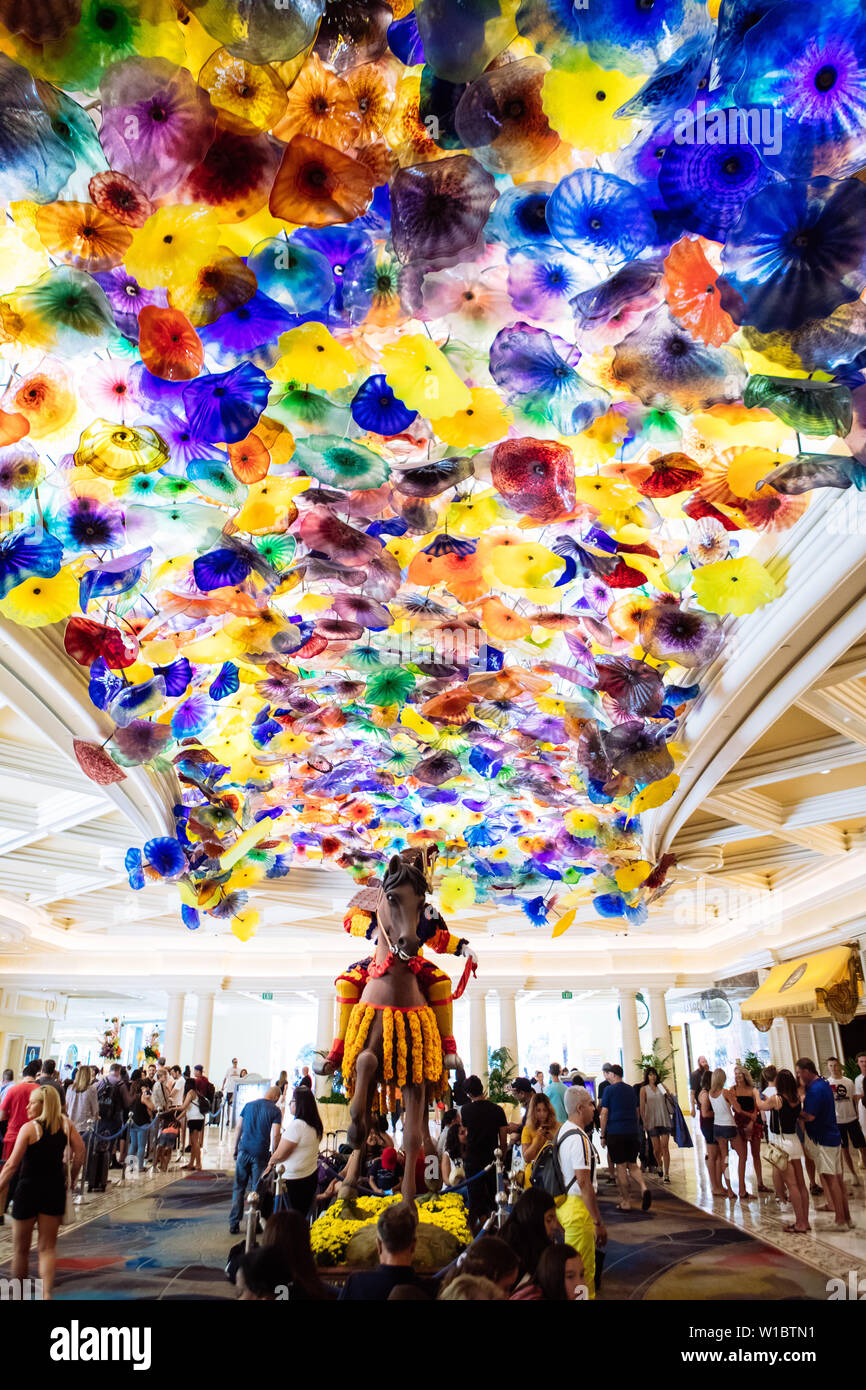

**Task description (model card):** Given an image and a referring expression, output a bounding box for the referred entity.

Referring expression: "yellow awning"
[741,945,863,1031]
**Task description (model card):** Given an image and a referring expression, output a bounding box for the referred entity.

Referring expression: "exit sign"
[562,990,573,1000]
[261,992,273,1001]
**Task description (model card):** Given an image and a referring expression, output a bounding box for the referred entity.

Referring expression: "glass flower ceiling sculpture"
[0,0,862,939]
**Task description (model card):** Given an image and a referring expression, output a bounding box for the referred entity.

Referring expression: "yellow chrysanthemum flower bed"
[310,1193,471,1267]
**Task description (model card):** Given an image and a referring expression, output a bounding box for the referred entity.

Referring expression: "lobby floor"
[2,1127,864,1297]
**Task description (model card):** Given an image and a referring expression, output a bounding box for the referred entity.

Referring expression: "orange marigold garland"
[382,1005,394,1080]
[407,1009,423,1084]
[395,1009,408,1087]
[342,1002,375,1096]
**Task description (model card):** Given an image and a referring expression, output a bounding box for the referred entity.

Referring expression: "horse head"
[377,853,427,961]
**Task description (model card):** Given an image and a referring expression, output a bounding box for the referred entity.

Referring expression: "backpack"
[197,1090,212,1115]
[97,1083,118,1123]
[530,1126,585,1199]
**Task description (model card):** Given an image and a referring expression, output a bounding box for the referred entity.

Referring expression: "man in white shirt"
[826,1056,866,1179]
[222,1059,241,1114]
[557,1085,607,1299]
[855,1051,866,1143]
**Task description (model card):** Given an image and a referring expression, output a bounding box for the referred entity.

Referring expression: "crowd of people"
[1,1044,864,1300]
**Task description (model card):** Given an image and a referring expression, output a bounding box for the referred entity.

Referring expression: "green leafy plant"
[487,1045,516,1104]
[843,1057,859,1081]
[743,1051,763,1083]
[634,1038,675,1085]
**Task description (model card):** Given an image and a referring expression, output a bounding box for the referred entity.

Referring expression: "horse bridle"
[374,882,420,963]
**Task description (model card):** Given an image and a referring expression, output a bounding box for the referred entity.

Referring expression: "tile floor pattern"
[643,1126,866,1288]
[1,1128,864,1293]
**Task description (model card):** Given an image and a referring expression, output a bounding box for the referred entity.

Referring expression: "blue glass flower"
[489,320,609,433]
[615,32,713,119]
[0,529,62,600]
[209,663,240,700]
[197,291,296,366]
[388,11,425,64]
[152,658,192,698]
[79,548,151,612]
[659,108,774,241]
[734,0,866,177]
[292,225,372,313]
[110,677,166,728]
[506,245,588,322]
[547,169,656,264]
[720,177,866,331]
[193,549,252,592]
[144,837,186,880]
[182,905,200,930]
[351,375,417,435]
[518,0,709,74]
[171,694,217,739]
[487,182,555,249]
[125,847,145,891]
[247,237,335,313]
[182,363,271,444]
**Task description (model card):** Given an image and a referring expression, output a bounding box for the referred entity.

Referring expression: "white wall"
[209,998,317,1086]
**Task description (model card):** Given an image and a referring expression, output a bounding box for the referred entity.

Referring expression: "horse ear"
[387,854,402,876]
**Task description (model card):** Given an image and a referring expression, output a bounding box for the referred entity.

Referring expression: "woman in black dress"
[0,1085,85,1297]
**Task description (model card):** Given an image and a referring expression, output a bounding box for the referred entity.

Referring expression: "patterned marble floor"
[636,1123,866,1288]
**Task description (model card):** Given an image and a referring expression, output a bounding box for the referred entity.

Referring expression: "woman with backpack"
[520,1093,559,1189]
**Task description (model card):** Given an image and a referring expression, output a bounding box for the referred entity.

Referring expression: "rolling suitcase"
[87,1144,110,1192]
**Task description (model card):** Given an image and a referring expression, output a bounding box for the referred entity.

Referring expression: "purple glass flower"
[638,602,725,669]
[99,57,216,199]
[91,269,167,340]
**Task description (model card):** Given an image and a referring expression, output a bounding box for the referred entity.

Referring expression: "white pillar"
[193,992,214,1077]
[618,989,642,1083]
[646,987,673,1065]
[164,992,185,1065]
[499,990,519,1072]
[469,994,487,1079]
[315,993,334,1098]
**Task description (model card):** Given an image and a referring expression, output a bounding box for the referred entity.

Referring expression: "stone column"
[499,990,519,1073]
[645,987,673,1065]
[469,994,487,1080]
[315,993,334,1098]
[617,989,642,1083]
[192,992,214,1077]
[164,991,185,1066]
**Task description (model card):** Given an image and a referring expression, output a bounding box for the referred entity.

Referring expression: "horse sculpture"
[335,853,450,1203]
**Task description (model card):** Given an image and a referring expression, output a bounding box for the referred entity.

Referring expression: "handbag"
[60,1123,76,1226]
[764,1142,789,1172]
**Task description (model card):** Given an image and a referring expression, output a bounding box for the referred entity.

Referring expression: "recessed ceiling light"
[820,768,831,774]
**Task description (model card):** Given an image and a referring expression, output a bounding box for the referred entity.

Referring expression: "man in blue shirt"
[546,1064,568,1123]
[599,1064,651,1213]
[229,1085,282,1234]
[796,1057,851,1231]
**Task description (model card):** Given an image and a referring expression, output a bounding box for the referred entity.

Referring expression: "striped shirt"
[557,1121,597,1192]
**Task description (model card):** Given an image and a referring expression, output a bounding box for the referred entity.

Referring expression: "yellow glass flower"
[0,567,78,627]
[542,51,642,153]
[381,335,471,416]
[126,205,222,289]
[234,477,299,533]
[444,491,504,536]
[269,322,357,390]
[429,388,512,448]
[198,48,287,134]
[74,421,169,480]
[692,556,778,615]
[231,909,259,942]
[487,540,565,590]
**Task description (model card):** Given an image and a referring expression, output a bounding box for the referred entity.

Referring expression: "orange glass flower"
[228,433,271,483]
[34,201,132,272]
[137,306,204,381]
[273,54,360,150]
[269,135,373,227]
[663,237,736,347]
[6,363,75,438]
[168,248,257,326]
[345,63,394,146]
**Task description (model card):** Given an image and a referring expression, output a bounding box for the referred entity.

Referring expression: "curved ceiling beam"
[645,491,866,865]
[0,620,177,840]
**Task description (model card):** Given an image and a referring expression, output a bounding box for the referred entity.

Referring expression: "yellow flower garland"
[395,1009,408,1087]
[407,1008,423,1083]
[342,1003,375,1095]
[382,1004,394,1079]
